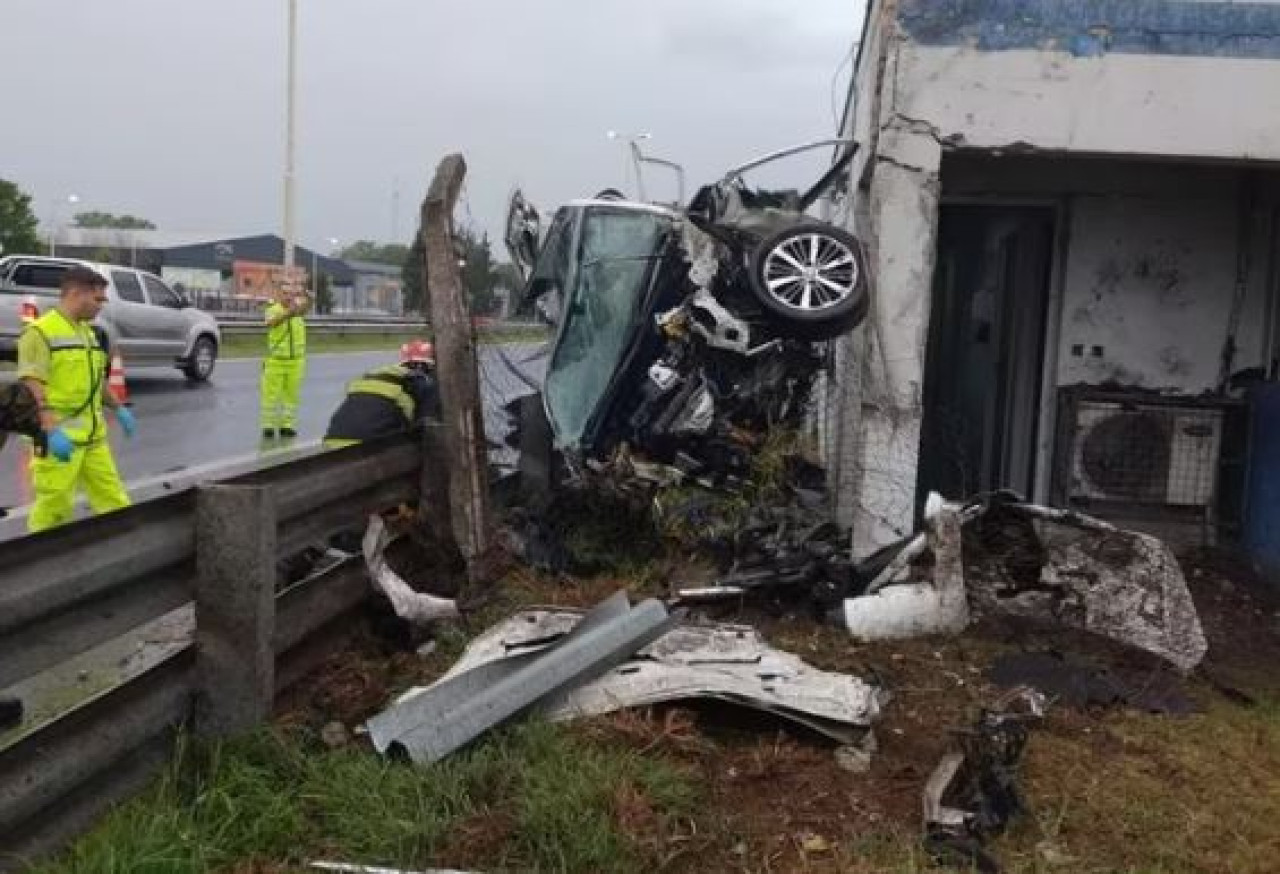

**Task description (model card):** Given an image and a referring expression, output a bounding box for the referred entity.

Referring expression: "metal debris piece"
[398,609,885,745]
[839,507,970,641]
[965,500,1208,672]
[367,591,675,762]
[922,689,1047,874]
[362,515,460,624]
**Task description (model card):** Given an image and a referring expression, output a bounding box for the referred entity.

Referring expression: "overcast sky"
[2,0,860,253]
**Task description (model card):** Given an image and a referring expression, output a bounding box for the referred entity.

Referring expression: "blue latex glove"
[47,428,74,462]
[114,406,137,438]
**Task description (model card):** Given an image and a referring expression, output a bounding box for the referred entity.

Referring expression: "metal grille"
[1053,389,1246,542]
[1072,402,1220,506]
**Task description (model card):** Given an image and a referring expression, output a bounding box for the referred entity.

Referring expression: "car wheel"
[182,336,217,382]
[747,222,869,340]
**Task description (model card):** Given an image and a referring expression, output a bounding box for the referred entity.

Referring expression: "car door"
[106,269,159,362]
[141,274,191,358]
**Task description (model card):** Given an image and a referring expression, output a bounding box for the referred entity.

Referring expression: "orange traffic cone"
[19,296,38,324]
[108,354,130,406]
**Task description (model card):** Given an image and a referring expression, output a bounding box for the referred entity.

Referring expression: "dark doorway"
[918,205,1056,508]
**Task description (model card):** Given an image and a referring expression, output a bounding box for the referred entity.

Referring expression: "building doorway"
[918,204,1056,507]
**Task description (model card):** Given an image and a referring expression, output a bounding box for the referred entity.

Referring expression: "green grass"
[29,721,697,874]
[219,327,547,360]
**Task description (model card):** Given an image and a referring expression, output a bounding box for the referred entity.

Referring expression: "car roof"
[3,255,153,278]
[564,199,680,218]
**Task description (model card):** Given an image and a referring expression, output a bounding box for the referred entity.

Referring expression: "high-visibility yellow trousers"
[322,438,360,450]
[29,440,131,532]
[260,357,306,431]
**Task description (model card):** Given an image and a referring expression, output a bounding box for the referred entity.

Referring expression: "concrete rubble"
[837,493,1209,672]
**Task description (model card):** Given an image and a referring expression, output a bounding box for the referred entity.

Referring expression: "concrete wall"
[943,156,1280,394]
[1057,194,1269,391]
[831,0,1280,551]
[892,0,1280,161]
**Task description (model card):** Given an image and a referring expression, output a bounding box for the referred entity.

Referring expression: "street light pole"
[283,0,298,271]
[48,194,79,257]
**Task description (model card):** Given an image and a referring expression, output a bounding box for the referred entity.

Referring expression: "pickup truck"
[0,256,221,381]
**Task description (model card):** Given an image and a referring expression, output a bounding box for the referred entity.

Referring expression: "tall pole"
[283,0,298,271]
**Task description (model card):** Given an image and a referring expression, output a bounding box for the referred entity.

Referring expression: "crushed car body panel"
[366,591,675,762]
[392,608,886,745]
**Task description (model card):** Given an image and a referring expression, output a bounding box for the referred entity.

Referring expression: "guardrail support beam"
[194,484,276,737]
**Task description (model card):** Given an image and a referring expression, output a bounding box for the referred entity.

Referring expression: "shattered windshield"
[544,208,668,448]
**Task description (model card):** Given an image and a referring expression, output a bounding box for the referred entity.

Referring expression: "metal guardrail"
[0,435,424,868]
[215,318,545,335]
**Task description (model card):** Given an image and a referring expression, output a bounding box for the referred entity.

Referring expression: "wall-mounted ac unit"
[1066,400,1223,510]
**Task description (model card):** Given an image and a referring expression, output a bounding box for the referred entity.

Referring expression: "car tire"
[182,335,218,382]
[747,222,869,340]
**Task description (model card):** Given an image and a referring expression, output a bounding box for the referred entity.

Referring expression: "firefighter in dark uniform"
[323,340,440,447]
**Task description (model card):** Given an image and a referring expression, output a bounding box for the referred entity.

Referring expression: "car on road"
[504,139,867,479]
[0,256,222,381]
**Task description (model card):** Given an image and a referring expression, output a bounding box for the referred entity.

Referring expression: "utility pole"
[391,177,401,243]
[282,0,298,271]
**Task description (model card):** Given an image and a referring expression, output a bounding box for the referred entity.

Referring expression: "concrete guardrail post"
[194,483,277,738]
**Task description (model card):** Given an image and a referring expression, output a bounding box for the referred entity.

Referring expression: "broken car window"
[544,208,667,448]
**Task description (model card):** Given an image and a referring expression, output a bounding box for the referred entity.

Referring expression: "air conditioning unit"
[1067,400,1223,509]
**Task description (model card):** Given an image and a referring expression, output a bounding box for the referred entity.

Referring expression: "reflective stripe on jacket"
[265,302,307,359]
[24,310,108,444]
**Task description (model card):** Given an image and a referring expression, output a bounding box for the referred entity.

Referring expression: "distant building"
[49,231,408,315]
[343,259,406,316]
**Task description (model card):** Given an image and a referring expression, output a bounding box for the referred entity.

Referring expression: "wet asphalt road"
[0,345,545,513]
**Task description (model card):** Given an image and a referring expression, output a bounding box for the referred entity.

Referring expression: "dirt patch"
[1181,548,1280,697]
[435,808,519,870]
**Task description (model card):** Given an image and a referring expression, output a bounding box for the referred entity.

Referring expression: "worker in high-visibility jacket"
[260,278,313,439]
[323,340,440,448]
[18,265,136,532]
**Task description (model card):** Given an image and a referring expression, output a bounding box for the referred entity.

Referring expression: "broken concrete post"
[421,154,491,575]
[838,507,969,641]
[194,484,276,738]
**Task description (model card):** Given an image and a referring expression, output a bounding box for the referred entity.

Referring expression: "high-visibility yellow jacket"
[17,309,109,445]
[266,302,307,359]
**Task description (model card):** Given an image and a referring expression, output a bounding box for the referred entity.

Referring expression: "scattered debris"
[367,591,676,762]
[1035,841,1077,867]
[320,721,351,749]
[923,689,1046,873]
[835,493,1207,671]
[964,499,1208,672]
[0,696,22,730]
[838,506,969,641]
[988,651,1195,715]
[419,611,884,745]
[834,731,877,774]
[362,516,460,624]
[799,832,832,854]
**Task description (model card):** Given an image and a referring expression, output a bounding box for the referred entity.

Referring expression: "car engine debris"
[923,689,1047,874]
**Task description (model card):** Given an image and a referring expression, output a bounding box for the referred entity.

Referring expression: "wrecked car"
[505,139,867,479]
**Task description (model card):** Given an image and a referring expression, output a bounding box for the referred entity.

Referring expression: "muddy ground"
[276,548,1280,874]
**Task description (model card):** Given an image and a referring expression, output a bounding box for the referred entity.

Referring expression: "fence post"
[194,483,277,738]
[421,153,492,573]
